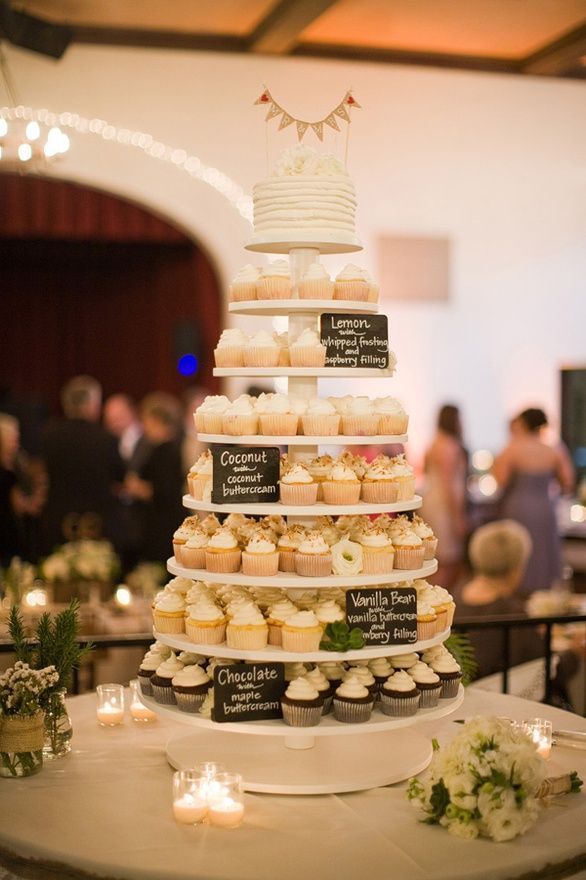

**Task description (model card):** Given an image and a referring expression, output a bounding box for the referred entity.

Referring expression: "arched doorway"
[0,174,221,449]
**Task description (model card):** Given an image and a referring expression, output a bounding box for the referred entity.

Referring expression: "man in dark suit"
[42,376,124,551]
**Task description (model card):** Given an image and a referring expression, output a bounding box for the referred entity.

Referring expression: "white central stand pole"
[285,735,315,750]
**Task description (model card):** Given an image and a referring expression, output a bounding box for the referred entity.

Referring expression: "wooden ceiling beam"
[521,23,586,76]
[70,25,247,53]
[248,0,340,54]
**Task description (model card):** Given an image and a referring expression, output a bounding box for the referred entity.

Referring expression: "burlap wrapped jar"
[0,711,45,777]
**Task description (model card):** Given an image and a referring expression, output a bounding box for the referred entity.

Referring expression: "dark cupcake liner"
[379,692,420,717]
[151,683,177,705]
[333,698,374,724]
[281,702,322,727]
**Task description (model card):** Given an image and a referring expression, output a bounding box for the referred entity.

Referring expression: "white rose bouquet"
[407,716,549,842]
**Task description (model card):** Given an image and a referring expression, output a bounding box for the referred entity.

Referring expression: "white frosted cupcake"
[152,592,186,634]
[411,516,438,561]
[243,330,280,368]
[368,657,393,696]
[393,529,425,571]
[172,665,211,713]
[266,598,298,646]
[257,393,298,436]
[361,457,399,504]
[185,600,227,645]
[303,667,334,714]
[181,528,209,569]
[194,395,230,434]
[214,327,249,368]
[334,264,369,301]
[294,532,332,578]
[333,676,374,723]
[187,450,213,500]
[226,605,268,650]
[222,396,258,436]
[281,677,323,727]
[204,527,241,574]
[344,666,378,701]
[416,598,438,642]
[341,397,380,437]
[408,661,442,708]
[280,462,318,506]
[277,526,307,572]
[389,455,416,501]
[314,600,345,633]
[241,533,279,577]
[322,461,361,505]
[380,670,420,717]
[374,397,408,435]
[306,455,333,500]
[297,262,334,300]
[281,610,323,653]
[257,259,291,300]
[301,398,340,436]
[289,329,326,368]
[358,527,395,575]
[150,655,184,705]
[229,264,260,302]
[430,653,462,699]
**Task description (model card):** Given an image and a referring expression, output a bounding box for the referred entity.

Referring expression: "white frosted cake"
[247,145,362,253]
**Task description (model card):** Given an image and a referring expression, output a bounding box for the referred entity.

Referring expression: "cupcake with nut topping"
[204,527,241,574]
[241,532,279,577]
[322,460,361,505]
[358,526,395,575]
[295,532,332,578]
[277,526,307,572]
[185,600,227,645]
[279,462,318,506]
[361,457,399,504]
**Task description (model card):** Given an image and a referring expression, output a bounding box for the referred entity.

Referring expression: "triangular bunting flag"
[333,103,350,123]
[346,93,362,109]
[311,121,324,141]
[266,102,283,121]
[254,89,271,105]
[296,121,309,141]
[324,113,340,131]
[278,113,294,130]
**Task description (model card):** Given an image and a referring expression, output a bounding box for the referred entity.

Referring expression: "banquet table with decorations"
[0,689,585,880]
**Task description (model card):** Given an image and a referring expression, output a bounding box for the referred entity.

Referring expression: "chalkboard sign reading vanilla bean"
[346,588,417,645]
[320,313,389,369]
[212,445,280,504]
[214,662,284,723]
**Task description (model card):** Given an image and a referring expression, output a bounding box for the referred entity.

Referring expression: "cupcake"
[200,513,221,535]
[199,687,215,720]
[266,598,298,646]
[281,610,323,653]
[150,655,184,705]
[204,527,241,574]
[411,516,438,561]
[322,461,361,505]
[187,450,213,500]
[343,666,378,702]
[379,670,420,717]
[392,529,425,571]
[364,270,379,303]
[358,527,395,575]
[318,661,346,694]
[314,600,345,635]
[222,396,258,436]
[415,582,448,634]
[229,264,260,302]
[241,533,279,577]
[137,651,163,697]
[152,592,186,634]
[408,661,442,708]
[274,331,290,367]
[289,329,326,368]
[172,522,192,564]
[185,600,227,645]
[257,259,291,300]
[226,605,268,650]
[368,657,393,697]
[294,532,332,578]
[430,654,462,699]
[257,393,298,436]
[341,397,380,437]
[277,526,307,572]
[333,676,374,723]
[194,395,230,434]
[281,677,323,727]
[214,327,248,368]
[334,264,369,301]
[243,331,280,368]
[303,667,334,714]
[301,398,340,436]
[361,458,400,504]
[390,652,419,670]
[181,528,209,569]
[330,537,363,577]
[284,661,309,682]
[313,516,340,547]
[172,665,211,713]
[416,598,438,642]
[279,463,318,506]
[297,262,334,300]
[374,397,409,435]
[306,455,333,501]
[389,455,416,501]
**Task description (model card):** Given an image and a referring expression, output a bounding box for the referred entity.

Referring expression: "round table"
[0,690,585,880]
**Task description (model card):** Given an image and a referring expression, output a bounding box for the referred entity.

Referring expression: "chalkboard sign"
[320,313,389,369]
[211,445,280,504]
[346,588,417,646]
[213,662,285,723]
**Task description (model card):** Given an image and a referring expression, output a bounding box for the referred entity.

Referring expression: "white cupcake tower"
[148,241,463,795]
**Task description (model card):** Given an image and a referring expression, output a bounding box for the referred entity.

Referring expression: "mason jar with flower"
[0,661,59,777]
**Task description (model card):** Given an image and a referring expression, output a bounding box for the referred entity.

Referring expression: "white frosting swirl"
[409,661,440,685]
[291,329,322,348]
[229,606,266,627]
[154,593,185,613]
[281,463,313,485]
[232,264,260,284]
[430,655,461,674]
[155,656,184,680]
[285,677,319,701]
[245,534,277,555]
[262,259,290,278]
[383,670,416,693]
[335,675,369,699]
[314,601,345,624]
[297,533,330,556]
[172,666,210,687]
[284,610,320,629]
[208,528,238,551]
[344,666,375,687]
[217,328,248,348]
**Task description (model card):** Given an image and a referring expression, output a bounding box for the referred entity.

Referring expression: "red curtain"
[0,175,221,414]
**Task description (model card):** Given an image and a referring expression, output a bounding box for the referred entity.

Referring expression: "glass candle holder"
[129,679,157,723]
[525,718,552,759]
[96,684,125,726]
[207,772,244,829]
[172,770,208,825]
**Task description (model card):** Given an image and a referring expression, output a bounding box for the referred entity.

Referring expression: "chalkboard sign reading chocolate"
[212,445,280,504]
[320,313,389,369]
[214,662,284,723]
[346,588,417,645]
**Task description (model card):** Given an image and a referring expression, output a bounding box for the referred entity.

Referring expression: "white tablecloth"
[0,690,585,880]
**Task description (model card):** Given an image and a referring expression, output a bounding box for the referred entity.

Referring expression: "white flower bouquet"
[42,540,120,584]
[408,716,554,842]
[0,661,59,717]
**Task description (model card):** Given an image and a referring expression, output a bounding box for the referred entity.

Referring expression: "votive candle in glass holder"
[207,772,244,829]
[172,770,208,825]
[96,684,125,726]
[525,718,552,759]
[129,679,157,723]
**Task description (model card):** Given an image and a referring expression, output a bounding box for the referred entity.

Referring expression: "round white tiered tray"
[153,627,451,664]
[167,557,438,587]
[213,366,394,378]
[228,298,378,316]
[245,233,363,255]
[182,494,421,516]
[196,432,407,446]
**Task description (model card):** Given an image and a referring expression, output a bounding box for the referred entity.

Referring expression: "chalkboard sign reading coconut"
[320,313,389,369]
[213,662,284,723]
[346,588,417,645]
[211,445,280,504]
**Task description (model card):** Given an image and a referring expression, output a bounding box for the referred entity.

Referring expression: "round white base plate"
[182,493,419,516]
[228,299,378,316]
[245,234,363,255]
[196,432,407,447]
[213,366,394,378]
[166,727,432,794]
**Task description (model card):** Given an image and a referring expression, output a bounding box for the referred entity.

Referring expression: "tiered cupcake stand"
[143,242,463,795]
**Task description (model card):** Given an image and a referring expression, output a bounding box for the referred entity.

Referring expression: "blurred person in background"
[124,393,184,562]
[42,376,123,551]
[0,414,44,564]
[492,408,574,594]
[421,404,469,592]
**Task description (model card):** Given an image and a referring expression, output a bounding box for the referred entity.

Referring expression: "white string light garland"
[0,105,253,224]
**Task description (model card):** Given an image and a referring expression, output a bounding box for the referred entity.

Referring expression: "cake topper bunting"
[254,88,361,142]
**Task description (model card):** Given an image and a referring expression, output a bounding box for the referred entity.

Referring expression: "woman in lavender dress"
[492,409,574,594]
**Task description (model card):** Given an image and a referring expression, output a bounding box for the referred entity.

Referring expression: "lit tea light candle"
[526,718,552,760]
[96,683,125,726]
[129,679,157,723]
[208,796,245,829]
[96,704,125,726]
[173,793,208,825]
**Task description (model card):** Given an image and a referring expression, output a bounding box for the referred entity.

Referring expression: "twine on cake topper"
[254,87,361,143]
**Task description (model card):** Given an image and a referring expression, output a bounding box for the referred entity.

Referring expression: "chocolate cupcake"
[137,645,170,696]
[303,667,335,714]
[379,670,420,717]
[281,677,323,727]
[343,666,378,702]
[367,657,394,699]
[408,661,442,708]
[333,676,374,723]
[172,665,211,713]
[150,655,184,705]
[430,654,462,699]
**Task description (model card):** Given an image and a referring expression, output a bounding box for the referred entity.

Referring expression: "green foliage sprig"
[445,632,477,686]
[320,621,364,652]
[8,600,93,697]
